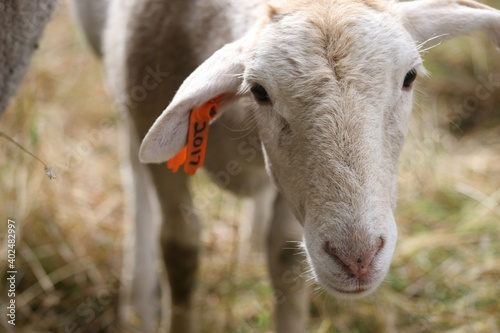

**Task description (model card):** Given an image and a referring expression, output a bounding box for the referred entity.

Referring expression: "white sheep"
[55,0,500,332]
[86,0,500,333]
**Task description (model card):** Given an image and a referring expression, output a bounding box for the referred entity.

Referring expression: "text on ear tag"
[166,98,220,175]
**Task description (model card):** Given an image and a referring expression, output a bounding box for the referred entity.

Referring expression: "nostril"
[323,238,385,279]
[323,241,352,273]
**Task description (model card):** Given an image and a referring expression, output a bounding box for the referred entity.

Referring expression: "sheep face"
[242,4,419,298]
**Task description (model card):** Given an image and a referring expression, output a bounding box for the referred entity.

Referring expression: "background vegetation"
[1,1,499,332]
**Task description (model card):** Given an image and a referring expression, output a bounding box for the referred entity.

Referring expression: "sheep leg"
[119,120,162,332]
[267,194,310,333]
[147,165,201,333]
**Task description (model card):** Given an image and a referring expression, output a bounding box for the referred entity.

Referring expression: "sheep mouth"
[331,286,368,295]
[319,277,377,298]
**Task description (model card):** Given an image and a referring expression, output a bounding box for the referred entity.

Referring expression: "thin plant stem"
[1,131,56,179]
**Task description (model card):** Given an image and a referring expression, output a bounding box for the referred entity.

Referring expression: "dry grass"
[1,2,499,332]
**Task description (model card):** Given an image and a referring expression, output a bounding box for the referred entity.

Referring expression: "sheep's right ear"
[139,39,246,163]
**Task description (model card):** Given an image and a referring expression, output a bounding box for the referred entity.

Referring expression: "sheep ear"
[139,40,246,163]
[395,0,500,48]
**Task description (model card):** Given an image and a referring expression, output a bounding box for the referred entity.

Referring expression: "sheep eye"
[403,69,417,90]
[250,83,271,103]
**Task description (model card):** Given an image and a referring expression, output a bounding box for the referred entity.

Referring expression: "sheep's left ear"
[395,0,500,48]
[139,39,247,163]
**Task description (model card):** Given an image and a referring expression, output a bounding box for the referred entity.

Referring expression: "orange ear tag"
[166,97,221,175]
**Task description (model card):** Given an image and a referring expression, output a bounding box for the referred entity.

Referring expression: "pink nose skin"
[323,237,385,279]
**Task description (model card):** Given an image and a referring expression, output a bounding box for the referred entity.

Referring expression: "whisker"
[416,34,446,55]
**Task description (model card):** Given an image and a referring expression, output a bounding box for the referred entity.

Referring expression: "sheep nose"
[323,237,385,278]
